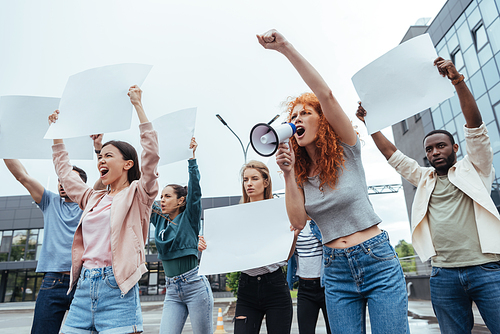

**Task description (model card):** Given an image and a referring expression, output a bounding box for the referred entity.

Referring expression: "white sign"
[44,63,152,139]
[352,34,454,134]
[199,197,294,275]
[0,95,92,159]
[152,107,197,166]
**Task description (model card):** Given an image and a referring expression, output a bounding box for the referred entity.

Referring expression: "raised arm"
[185,138,202,231]
[434,57,482,128]
[356,103,397,160]
[128,85,149,124]
[257,29,356,145]
[3,159,44,203]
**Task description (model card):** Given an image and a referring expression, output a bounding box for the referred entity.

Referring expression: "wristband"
[95,149,101,154]
[452,74,465,85]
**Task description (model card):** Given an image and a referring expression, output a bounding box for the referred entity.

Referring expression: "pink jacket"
[52,122,159,294]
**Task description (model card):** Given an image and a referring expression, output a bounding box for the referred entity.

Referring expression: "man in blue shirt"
[4,159,87,334]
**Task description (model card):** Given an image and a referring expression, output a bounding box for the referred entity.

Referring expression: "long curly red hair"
[285,92,345,190]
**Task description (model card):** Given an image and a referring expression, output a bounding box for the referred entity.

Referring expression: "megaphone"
[250,122,297,157]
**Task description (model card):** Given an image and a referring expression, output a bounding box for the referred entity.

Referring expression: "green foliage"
[395,239,417,274]
[225,272,241,297]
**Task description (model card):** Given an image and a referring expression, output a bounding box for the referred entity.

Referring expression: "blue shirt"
[36,189,82,272]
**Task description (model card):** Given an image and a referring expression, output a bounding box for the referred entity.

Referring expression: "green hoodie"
[150,159,201,265]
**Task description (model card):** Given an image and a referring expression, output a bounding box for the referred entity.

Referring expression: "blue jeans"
[322,231,409,334]
[430,262,500,334]
[234,269,292,334]
[61,266,143,334]
[31,273,74,334]
[160,266,214,334]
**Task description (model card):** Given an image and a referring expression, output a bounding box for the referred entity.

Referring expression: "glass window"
[478,44,493,66]
[465,0,478,17]
[457,21,473,50]
[455,13,466,28]
[449,92,462,116]
[456,113,466,142]
[487,121,500,153]
[470,70,487,98]
[494,151,500,179]
[474,24,488,51]
[432,108,444,129]
[468,7,483,29]
[415,113,421,122]
[0,231,11,254]
[488,18,500,54]
[495,104,500,131]
[483,58,500,89]
[477,94,495,124]
[463,46,481,76]
[11,230,27,262]
[447,33,460,53]
[479,0,499,27]
[436,39,446,54]
[490,82,500,105]
[452,48,465,70]
[445,120,457,135]
[401,120,409,134]
[441,100,453,123]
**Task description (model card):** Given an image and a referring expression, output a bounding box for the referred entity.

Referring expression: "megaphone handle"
[283,139,290,166]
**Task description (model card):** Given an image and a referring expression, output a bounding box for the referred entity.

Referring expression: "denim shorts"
[61,266,143,334]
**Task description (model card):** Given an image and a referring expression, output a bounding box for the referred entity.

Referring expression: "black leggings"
[234,270,293,334]
[297,278,331,334]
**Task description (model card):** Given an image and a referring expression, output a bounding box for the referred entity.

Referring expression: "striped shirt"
[296,223,323,278]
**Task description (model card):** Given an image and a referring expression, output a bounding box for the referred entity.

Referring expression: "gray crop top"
[303,138,381,244]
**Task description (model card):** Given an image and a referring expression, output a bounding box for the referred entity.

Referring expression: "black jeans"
[234,269,292,334]
[297,278,331,334]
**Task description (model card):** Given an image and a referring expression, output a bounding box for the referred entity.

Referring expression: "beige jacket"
[388,123,500,262]
[52,122,159,294]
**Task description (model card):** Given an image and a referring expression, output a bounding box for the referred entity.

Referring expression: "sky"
[0,0,448,246]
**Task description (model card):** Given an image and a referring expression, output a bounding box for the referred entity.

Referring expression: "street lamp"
[215,114,280,163]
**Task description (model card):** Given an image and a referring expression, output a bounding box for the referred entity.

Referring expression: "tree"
[395,239,416,274]
[225,272,240,297]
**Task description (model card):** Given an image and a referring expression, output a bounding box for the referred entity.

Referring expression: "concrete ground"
[0,297,492,333]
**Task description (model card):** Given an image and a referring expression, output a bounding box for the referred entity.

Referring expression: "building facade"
[393,0,500,219]
[0,194,241,303]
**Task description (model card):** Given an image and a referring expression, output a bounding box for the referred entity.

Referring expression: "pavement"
[0,296,492,333]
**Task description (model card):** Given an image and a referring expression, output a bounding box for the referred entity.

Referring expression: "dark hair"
[165,184,187,213]
[72,166,87,183]
[423,130,455,146]
[102,140,141,183]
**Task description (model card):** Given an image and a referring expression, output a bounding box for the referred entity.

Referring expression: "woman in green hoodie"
[150,137,213,334]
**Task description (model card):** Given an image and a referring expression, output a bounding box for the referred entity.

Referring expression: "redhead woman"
[200,160,293,334]
[49,85,159,334]
[149,137,214,334]
[257,30,409,333]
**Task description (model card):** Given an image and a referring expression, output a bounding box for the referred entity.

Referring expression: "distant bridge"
[273,184,403,197]
[367,184,402,195]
